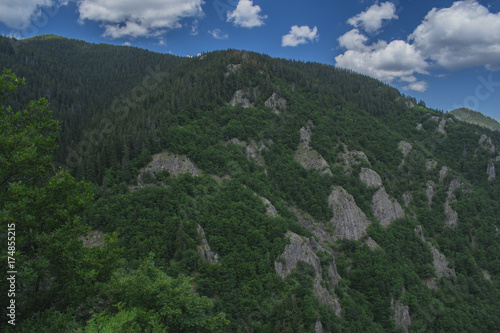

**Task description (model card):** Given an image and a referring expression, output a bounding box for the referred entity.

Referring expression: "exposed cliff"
[372,187,404,227]
[328,186,371,240]
[294,121,332,176]
[137,151,201,186]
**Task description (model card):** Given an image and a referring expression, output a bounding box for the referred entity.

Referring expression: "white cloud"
[282,25,319,47]
[227,0,266,28]
[347,1,398,33]
[208,28,228,40]
[338,28,368,52]
[0,0,54,30]
[336,30,429,90]
[190,19,199,36]
[410,0,500,70]
[78,0,204,38]
[403,81,428,93]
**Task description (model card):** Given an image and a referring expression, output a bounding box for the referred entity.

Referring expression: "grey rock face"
[479,134,495,153]
[439,166,448,183]
[403,191,412,207]
[426,159,438,170]
[416,123,423,131]
[372,187,405,227]
[294,122,332,176]
[444,178,462,228]
[438,118,447,134]
[328,186,371,240]
[138,151,200,185]
[197,225,219,264]
[425,181,435,208]
[398,140,413,158]
[391,298,412,333]
[359,168,383,189]
[229,89,255,108]
[430,245,456,278]
[289,206,334,245]
[275,231,341,316]
[257,195,279,217]
[487,160,496,181]
[265,92,287,114]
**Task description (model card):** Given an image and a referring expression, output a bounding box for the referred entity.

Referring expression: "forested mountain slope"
[1,35,499,332]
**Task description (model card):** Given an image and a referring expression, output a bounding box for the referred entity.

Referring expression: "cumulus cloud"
[282,25,319,47]
[336,30,428,87]
[0,0,56,30]
[410,0,500,70]
[347,1,398,33]
[78,0,204,38]
[403,81,428,93]
[227,0,266,28]
[208,28,228,40]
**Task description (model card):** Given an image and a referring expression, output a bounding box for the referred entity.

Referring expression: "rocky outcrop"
[416,123,423,131]
[444,178,462,228]
[137,151,200,185]
[315,320,326,333]
[398,141,413,158]
[403,192,412,207]
[338,144,370,173]
[440,164,449,180]
[265,92,287,114]
[365,237,380,250]
[372,188,404,227]
[438,118,447,134]
[289,206,334,245]
[426,159,438,170]
[391,298,412,333]
[197,225,219,264]
[414,225,455,284]
[257,195,279,217]
[80,230,105,248]
[482,269,492,281]
[227,138,271,169]
[328,186,371,240]
[426,181,435,208]
[479,134,496,154]
[430,245,456,278]
[225,63,241,77]
[275,231,341,316]
[359,168,383,189]
[487,160,496,181]
[294,122,332,176]
[229,89,257,108]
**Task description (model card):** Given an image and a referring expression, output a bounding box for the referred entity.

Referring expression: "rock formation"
[197,225,219,264]
[372,187,404,227]
[391,298,412,333]
[294,122,332,176]
[359,168,383,189]
[265,92,287,114]
[328,186,371,240]
[275,231,341,316]
[137,151,200,185]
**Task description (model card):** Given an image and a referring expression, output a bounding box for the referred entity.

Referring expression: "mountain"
[1,35,499,332]
[449,108,500,132]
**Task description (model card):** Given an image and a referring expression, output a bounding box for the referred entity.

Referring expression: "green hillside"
[1,35,499,332]
[449,108,500,132]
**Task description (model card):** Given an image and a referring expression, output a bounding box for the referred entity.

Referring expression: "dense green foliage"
[449,107,500,132]
[1,35,499,332]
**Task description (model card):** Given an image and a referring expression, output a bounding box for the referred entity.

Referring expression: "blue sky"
[1,0,500,121]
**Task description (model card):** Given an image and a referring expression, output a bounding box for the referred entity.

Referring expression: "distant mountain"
[1,35,499,332]
[449,108,500,131]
